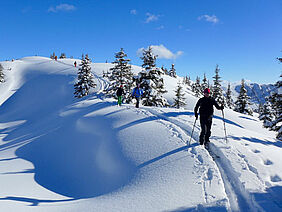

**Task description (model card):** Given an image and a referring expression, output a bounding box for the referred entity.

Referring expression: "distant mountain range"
[222,81,277,111]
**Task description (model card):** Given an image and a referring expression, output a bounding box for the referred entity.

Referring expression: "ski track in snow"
[133,108,230,209]
[49,59,109,98]
[1,58,281,211]
[139,107,267,212]
[208,144,265,212]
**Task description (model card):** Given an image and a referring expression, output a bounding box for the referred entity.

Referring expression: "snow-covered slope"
[0,57,281,212]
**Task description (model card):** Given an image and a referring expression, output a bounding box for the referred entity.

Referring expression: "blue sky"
[1,0,281,84]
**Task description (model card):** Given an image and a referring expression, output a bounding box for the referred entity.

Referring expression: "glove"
[220,105,224,110]
[195,113,198,120]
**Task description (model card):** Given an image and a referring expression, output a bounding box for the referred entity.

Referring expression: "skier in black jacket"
[194,88,224,146]
[116,85,124,106]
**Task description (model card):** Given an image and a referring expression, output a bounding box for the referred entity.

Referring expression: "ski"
[204,143,220,159]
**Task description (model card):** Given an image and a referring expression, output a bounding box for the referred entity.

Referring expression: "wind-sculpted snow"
[16,112,136,199]
[0,73,136,199]
[0,57,281,212]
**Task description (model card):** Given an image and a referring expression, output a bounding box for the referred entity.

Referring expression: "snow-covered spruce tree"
[208,80,213,91]
[74,54,96,98]
[201,73,208,91]
[183,75,191,86]
[268,73,282,140]
[138,46,168,107]
[50,52,56,59]
[169,64,177,78]
[105,48,134,103]
[182,76,187,84]
[234,79,253,115]
[258,104,263,116]
[60,53,66,59]
[212,65,225,105]
[161,66,169,75]
[192,76,202,97]
[173,82,186,109]
[0,63,4,83]
[226,83,234,108]
[259,100,275,129]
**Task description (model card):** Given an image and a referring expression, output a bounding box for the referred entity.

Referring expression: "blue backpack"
[132,87,143,98]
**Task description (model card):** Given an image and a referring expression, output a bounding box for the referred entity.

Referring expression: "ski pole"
[221,110,228,143]
[188,117,197,146]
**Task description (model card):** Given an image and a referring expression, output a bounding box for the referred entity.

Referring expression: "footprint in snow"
[252,149,260,153]
[263,159,273,166]
[197,154,204,164]
[238,153,246,158]
[167,126,179,137]
[190,147,197,155]
[206,168,213,181]
[270,175,282,182]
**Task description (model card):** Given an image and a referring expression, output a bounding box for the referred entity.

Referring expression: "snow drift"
[0,57,281,212]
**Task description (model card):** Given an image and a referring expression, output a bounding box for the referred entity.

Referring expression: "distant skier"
[116,85,124,106]
[132,84,143,108]
[74,61,77,67]
[194,88,224,146]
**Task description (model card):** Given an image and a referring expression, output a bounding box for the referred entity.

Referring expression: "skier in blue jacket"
[132,84,143,108]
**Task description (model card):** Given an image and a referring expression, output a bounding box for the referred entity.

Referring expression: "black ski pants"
[199,115,213,145]
[135,97,140,108]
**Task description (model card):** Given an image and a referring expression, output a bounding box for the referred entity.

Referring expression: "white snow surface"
[0,57,281,212]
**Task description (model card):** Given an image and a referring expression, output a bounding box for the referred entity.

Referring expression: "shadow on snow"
[117,111,243,133]
[149,111,243,129]
[0,74,136,200]
[167,186,282,211]
[0,196,75,207]
[138,143,198,169]
[229,136,282,148]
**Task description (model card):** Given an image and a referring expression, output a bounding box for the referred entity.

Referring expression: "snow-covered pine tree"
[268,73,282,140]
[226,83,234,108]
[50,52,56,60]
[0,63,4,83]
[60,53,66,59]
[183,75,191,86]
[141,46,157,71]
[234,79,253,115]
[105,48,134,103]
[192,76,202,97]
[201,73,208,91]
[212,65,225,105]
[74,54,96,98]
[182,76,186,84]
[258,103,263,115]
[208,80,213,90]
[173,82,186,109]
[50,52,56,59]
[187,75,191,86]
[259,100,275,129]
[169,64,177,78]
[161,66,169,75]
[138,46,168,107]
[102,70,110,78]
